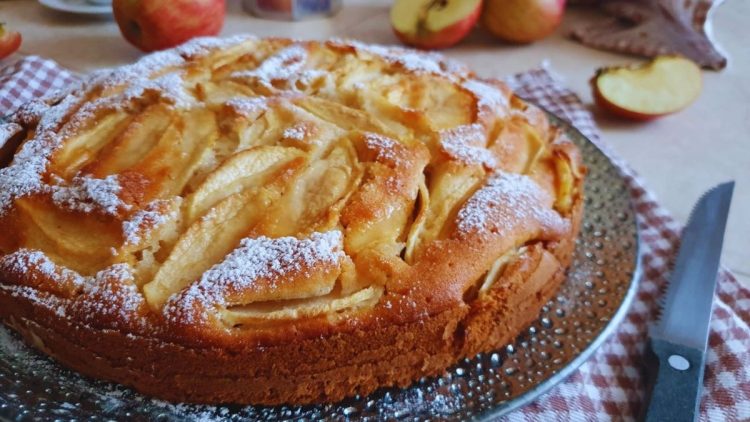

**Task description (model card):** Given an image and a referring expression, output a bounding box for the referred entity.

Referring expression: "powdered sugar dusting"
[12,99,51,126]
[231,44,309,84]
[0,91,94,217]
[89,35,253,92]
[337,39,445,76]
[175,34,256,58]
[0,36,218,218]
[0,250,83,318]
[2,285,69,318]
[463,79,510,116]
[2,250,56,277]
[0,249,85,288]
[0,138,53,217]
[36,93,84,134]
[74,264,146,327]
[122,200,176,246]
[283,124,306,140]
[297,68,327,86]
[90,50,185,91]
[333,38,471,81]
[440,124,496,168]
[84,72,192,113]
[375,388,464,418]
[456,172,555,235]
[364,132,400,164]
[52,175,130,216]
[379,49,443,74]
[200,231,343,294]
[0,250,145,326]
[12,91,82,145]
[0,123,21,148]
[122,72,192,108]
[226,97,269,117]
[84,44,196,111]
[0,165,44,217]
[165,231,344,323]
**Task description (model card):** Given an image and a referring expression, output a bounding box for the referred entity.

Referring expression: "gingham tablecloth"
[1,55,748,421]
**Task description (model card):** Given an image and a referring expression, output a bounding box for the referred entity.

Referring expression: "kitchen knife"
[642,181,734,422]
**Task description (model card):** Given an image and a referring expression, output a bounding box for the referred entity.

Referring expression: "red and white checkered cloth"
[0,56,77,115]
[505,67,750,421]
[1,56,748,421]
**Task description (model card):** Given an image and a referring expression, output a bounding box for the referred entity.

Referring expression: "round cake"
[0,36,585,405]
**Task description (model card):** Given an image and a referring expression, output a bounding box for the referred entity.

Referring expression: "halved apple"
[592,56,702,121]
[390,0,482,50]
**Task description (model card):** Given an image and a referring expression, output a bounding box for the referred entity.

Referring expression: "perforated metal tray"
[0,113,641,421]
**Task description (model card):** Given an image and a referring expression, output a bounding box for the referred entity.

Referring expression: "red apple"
[592,55,702,121]
[0,23,22,60]
[113,0,226,52]
[482,0,565,43]
[391,0,483,50]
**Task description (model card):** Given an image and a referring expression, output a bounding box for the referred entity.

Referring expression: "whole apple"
[0,23,22,60]
[482,0,565,44]
[113,0,226,52]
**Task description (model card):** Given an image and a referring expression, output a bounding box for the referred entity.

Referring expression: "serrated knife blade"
[652,181,734,346]
[642,181,734,422]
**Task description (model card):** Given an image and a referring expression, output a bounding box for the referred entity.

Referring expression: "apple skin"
[482,0,565,44]
[113,0,226,52]
[392,3,482,50]
[0,24,22,60]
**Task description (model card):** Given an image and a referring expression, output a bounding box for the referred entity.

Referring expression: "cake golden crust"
[0,36,585,405]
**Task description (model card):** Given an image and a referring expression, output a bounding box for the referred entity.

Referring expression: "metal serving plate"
[0,113,641,421]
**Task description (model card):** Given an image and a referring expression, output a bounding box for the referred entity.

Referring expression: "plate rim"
[38,0,113,15]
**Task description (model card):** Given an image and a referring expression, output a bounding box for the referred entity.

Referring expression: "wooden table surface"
[2,0,748,286]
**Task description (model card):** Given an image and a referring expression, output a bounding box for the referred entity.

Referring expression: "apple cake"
[0,36,585,405]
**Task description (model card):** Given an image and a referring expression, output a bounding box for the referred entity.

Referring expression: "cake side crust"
[0,193,581,405]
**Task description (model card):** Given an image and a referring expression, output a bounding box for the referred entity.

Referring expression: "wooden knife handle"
[641,338,706,422]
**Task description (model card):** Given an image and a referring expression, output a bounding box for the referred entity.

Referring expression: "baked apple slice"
[185,145,305,222]
[592,56,702,121]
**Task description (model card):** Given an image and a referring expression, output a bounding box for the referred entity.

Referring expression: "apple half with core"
[113,0,226,52]
[482,0,565,44]
[391,0,482,50]
[592,56,702,121]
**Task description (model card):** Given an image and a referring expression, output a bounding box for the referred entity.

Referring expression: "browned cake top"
[0,36,583,348]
